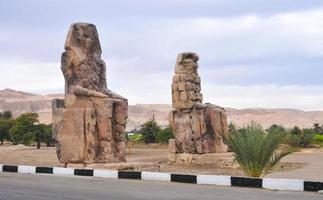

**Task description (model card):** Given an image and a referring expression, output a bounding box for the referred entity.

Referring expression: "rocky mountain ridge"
[1,89,323,130]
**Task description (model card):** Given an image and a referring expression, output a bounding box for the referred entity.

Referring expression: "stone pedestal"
[65,162,159,171]
[53,96,127,163]
[168,152,238,169]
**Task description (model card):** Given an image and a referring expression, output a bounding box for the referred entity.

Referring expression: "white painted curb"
[0,164,2,172]
[263,178,304,191]
[93,169,118,179]
[142,171,171,182]
[197,175,231,186]
[53,167,74,175]
[18,165,36,174]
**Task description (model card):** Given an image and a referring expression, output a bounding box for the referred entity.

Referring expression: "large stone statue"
[169,52,229,154]
[52,23,128,164]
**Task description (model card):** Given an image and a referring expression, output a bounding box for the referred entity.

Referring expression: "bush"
[128,133,144,143]
[36,123,54,147]
[139,120,160,144]
[9,113,39,145]
[226,122,291,177]
[0,120,14,144]
[314,134,323,142]
[156,127,174,144]
[0,111,12,120]
[8,113,53,148]
[288,129,315,148]
[290,126,302,135]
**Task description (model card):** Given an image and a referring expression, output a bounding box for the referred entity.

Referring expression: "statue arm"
[69,85,109,98]
[103,88,127,101]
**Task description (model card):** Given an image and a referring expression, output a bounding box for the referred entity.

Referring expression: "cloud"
[1,6,323,110]
[0,58,63,93]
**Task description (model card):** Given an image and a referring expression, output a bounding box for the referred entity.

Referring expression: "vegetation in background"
[35,123,54,148]
[0,111,12,120]
[314,134,323,142]
[9,113,40,146]
[128,133,144,143]
[0,112,54,148]
[139,120,161,144]
[0,111,14,144]
[226,122,291,177]
[313,123,323,135]
[129,120,174,144]
[156,127,174,144]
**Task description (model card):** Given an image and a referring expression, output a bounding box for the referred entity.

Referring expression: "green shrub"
[0,119,14,144]
[9,113,39,145]
[289,129,315,148]
[156,127,174,144]
[128,133,143,143]
[290,126,302,135]
[226,122,291,177]
[139,120,160,144]
[314,134,323,142]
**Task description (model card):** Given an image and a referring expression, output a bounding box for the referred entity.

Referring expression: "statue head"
[65,23,102,58]
[175,52,199,74]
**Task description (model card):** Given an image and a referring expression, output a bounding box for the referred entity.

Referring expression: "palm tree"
[226,122,291,177]
[313,123,322,134]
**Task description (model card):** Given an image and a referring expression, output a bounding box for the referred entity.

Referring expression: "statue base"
[65,162,159,171]
[168,153,238,169]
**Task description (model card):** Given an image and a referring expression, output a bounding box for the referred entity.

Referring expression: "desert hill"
[0,89,323,130]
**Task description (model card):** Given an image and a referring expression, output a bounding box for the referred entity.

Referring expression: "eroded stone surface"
[52,23,128,164]
[170,52,229,154]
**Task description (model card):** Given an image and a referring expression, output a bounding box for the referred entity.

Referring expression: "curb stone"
[1,164,323,193]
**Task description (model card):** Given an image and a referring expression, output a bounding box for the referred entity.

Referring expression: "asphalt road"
[0,173,322,200]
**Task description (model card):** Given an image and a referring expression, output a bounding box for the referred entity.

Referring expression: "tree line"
[0,111,53,148]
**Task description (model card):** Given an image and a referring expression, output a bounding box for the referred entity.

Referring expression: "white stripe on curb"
[197,175,231,186]
[0,164,2,172]
[263,178,304,191]
[53,167,74,175]
[93,169,118,179]
[142,171,171,182]
[18,165,36,174]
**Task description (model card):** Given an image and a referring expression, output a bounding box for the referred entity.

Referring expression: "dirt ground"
[0,144,322,181]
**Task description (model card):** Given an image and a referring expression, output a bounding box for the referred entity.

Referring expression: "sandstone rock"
[167,152,238,169]
[169,52,229,154]
[52,23,128,164]
[168,139,176,154]
[66,162,159,171]
[168,153,177,163]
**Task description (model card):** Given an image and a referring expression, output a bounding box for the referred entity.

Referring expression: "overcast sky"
[1,0,323,110]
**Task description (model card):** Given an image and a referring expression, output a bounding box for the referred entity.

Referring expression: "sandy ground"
[267,148,323,181]
[0,144,322,181]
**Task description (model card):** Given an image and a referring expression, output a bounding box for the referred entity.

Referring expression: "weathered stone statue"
[52,23,128,164]
[169,52,229,155]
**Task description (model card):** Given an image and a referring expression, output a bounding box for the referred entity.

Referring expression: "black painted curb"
[36,167,53,174]
[2,165,18,173]
[74,169,94,176]
[231,177,262,188]
[171,174,197,184]
[118,171,141,179]
[304,181,323,192]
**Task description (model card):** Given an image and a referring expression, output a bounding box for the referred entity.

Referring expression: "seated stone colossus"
[52,23,127,164]
[169,52,229,154]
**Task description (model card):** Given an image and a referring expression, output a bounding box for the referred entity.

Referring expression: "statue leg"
[113,100,128,162]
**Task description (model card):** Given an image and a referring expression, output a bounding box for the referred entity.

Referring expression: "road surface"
[0,173,322,200]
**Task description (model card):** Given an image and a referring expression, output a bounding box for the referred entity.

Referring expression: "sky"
[0,0,323,110]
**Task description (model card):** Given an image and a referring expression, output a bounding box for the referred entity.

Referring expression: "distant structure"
[169,52,229,155]
[52,23,128,164]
